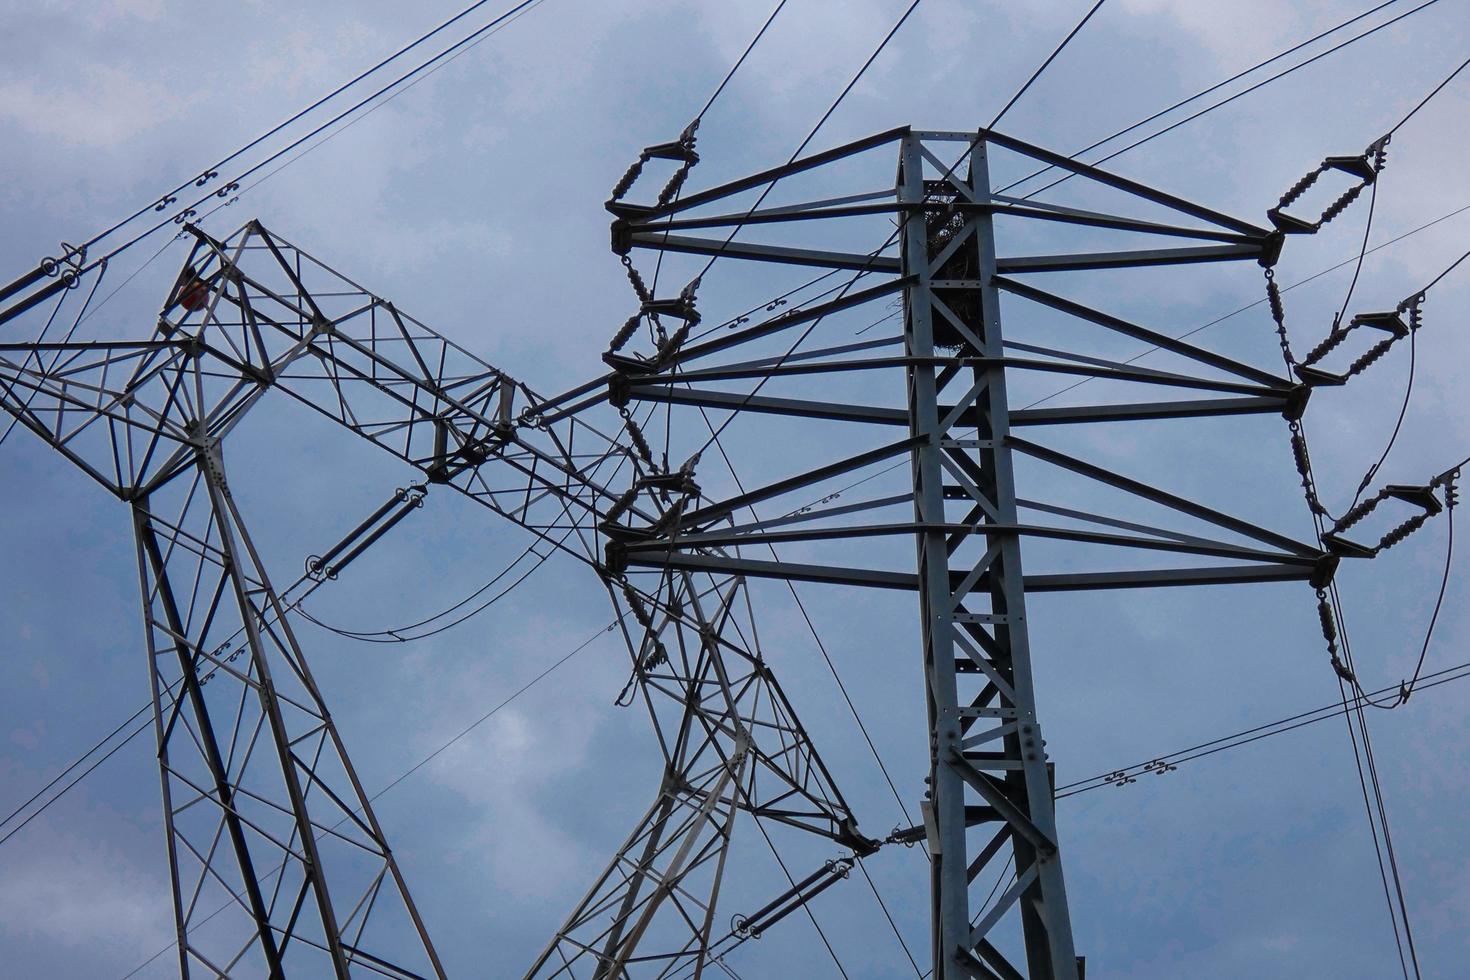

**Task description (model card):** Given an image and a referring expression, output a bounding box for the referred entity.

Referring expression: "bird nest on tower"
[922,188,981,353]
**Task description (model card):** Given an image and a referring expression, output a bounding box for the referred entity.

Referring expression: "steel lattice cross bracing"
[0,124,1413,979]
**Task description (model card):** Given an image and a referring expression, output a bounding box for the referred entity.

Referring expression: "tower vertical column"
[899,134,1078,980]
[133,435,445,979]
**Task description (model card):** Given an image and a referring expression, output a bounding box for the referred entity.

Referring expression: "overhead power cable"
[692,0,925,283]
[298,541,551,643]
[994,0,1406,195]
[684,394,927,969]
[987,0,1109,129]
[648,0,1116,462]
[78,0,543,255]
[695,0,791,122]
[3,391,645,852]
[189,0,549,235]
[7,0,551,303]
[1387,55,1470,136]
[684,0,1408,457]
[787,197,1470,525]
[1011,0,1443,200]
[1399,501,1456,701]
[1059,652,1470,799]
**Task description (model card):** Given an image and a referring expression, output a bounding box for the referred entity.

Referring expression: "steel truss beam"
[0,119,1339,978]
[134,444,444,978]
[0,220,873,976]
[595,126,1332,978]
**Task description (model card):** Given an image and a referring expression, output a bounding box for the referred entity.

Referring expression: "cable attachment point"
[606,119,701,210]
[1432,467,1460,509]
[1314,589,1355,682]
[1287,420,1328,517]
[1325,482,1444,556]
[1297,301,1414,386]
[652,276,702,365]
[1267,136,1389,235]
[730,856,855,939]
[1263,268,1299,371]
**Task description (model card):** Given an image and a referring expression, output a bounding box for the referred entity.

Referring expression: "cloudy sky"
[2,0,1469,977]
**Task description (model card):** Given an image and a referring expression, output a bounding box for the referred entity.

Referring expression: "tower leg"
[899,134,1078,980]
[134,440,444,978]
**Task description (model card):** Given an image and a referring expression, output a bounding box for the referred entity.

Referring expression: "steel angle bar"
[1024,563,1316,591]
[969,128,1271,237]
[1011,395,1290,425]
[1000,339,1279,394]
[676,436,922,528]
[998,357,1281,396]
[993,277,1287,388]
[668,278,910,366]
[650,354,966,384]
[621,520,1317,565]
[690,335,904,375]
[987,194,1262,244]
[618,126,910,221]
[622,550,919,591]
[1007,435,1322,556]
[624,382,909,426]
[1015,497,1246,547]
[627,231,904,273]
[634,198,900,233]
[997,243,1262,273]
[701,492,914,538]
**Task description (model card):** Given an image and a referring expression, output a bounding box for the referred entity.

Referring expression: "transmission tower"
[591,125,1382,978]
[0,120,1449,978]
[0,220,872,978]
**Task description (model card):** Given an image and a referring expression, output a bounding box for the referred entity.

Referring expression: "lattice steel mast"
[0,220,871,978]
[592,124,1394,978]
[2,119,1447,978]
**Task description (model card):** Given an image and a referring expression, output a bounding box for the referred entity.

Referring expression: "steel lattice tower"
[597,126,1352,978]
[0,121,1410,978]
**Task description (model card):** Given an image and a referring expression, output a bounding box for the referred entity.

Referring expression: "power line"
[79,0,543,254]
[687,399,928,968]
[781,198,1470,526]
[1016,0,1443,200]
[1398,492,1457,701]
[1387,55,1470,136]
[184,0,547,241]
[993,0,1411,195]
[663,0,1117,461]
[1420,244,1470,293]
[1058,653,1470,798]
[66,0,553,279]
[695,0,791,122]
[988,0,1109,129]
[298,540,553,643]
[693,0,925,283]
[1337,671,1415,979]
[682,0,1390,460]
